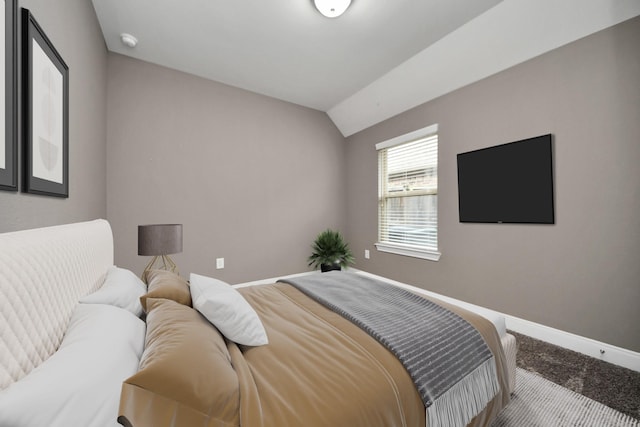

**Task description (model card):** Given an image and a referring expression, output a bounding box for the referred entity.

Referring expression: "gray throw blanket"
[280,272,500,427]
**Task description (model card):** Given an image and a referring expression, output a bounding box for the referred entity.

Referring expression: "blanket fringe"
[426,357,499,427]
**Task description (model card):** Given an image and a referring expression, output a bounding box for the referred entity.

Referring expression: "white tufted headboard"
[0,220,113,390]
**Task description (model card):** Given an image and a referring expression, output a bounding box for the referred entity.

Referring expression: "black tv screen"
[457,134,554,224]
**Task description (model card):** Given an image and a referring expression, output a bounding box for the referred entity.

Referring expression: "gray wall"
[3,2,637,352]
[345,17,640,352]
[106,53,346,284]
[0,0,107,232]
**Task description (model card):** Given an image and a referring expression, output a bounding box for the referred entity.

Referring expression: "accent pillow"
[79,266,146,317]
[118,298,240,427]
[139,269,191,312]
[189,273,268,346]
[0,304,145,427]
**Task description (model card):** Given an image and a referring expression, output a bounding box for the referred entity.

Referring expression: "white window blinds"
[376,125,439,259]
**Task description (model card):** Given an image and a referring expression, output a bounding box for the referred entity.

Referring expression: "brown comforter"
[119,283,509,427]
[235,283,509,427]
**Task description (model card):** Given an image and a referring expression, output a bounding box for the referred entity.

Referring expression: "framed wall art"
[22,8,68,197]
[0,0,18,191]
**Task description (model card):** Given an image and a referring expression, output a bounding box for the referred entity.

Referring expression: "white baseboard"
[236,269,640,373]
[503,314,640,372]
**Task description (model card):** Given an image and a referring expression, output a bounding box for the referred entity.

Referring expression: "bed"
[0,220,516,427]
[0,220,147,427]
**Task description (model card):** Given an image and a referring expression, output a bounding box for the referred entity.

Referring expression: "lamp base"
[142,255,179,282]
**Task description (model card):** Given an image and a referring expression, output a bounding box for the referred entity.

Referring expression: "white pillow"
[190,273,268,346]
[0,303,146,427]
[80,266,146,317]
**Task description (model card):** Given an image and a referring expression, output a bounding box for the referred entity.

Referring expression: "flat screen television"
[457,134,554,224]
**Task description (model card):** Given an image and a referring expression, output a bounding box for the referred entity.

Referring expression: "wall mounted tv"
[457,134,554,224]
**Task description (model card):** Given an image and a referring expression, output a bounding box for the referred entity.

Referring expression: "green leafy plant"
[307,229,355,271]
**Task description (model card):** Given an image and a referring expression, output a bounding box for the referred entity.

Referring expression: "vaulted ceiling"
[92,0,640,136]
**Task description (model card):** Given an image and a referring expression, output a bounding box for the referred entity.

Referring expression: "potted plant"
[308,229,355,272]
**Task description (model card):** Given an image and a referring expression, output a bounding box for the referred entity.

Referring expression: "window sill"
[374,242,441,261]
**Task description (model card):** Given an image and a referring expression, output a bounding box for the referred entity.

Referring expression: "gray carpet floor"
[511,331,640,420]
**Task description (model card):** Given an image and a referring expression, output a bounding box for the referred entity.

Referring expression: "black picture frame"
[0,0,18,191]
[22,8,69,198]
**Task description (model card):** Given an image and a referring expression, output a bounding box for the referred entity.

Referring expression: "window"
[376,124,440,261]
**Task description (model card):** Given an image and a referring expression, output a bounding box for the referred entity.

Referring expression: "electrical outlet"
[364,249,370,259]
[216,258,224,269]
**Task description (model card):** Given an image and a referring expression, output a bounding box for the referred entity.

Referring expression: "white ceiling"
[91,0,501,110]
[92,0,640,137]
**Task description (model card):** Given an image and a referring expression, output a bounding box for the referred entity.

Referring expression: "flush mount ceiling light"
[314,0,351,18]
[120,33,138,48]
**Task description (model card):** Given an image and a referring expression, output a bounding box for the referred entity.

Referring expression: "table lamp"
[138,224,183,279]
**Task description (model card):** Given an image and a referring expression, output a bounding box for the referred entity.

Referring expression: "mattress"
[444,300,506,338]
